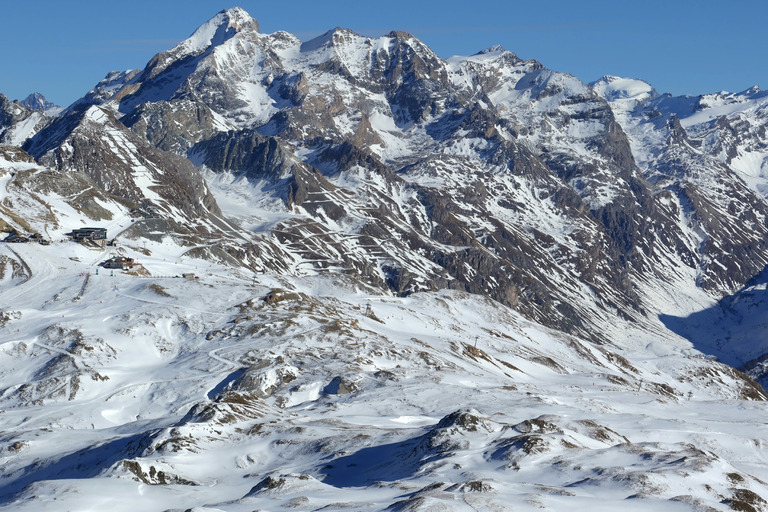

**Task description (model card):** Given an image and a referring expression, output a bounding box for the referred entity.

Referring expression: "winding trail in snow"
[115,291,230,317]
[0,245,49,305]
[28,336,85,368]
[208,346,238,370]
[4,246,32,283]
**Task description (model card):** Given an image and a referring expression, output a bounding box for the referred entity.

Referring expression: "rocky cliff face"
[594,78,768,294]
[22,104,221,225]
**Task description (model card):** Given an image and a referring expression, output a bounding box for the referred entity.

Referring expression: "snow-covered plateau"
[2,7,768,511]
[1,234,767,512]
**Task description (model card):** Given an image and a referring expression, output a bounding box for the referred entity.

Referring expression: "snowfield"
[1,234,767,511]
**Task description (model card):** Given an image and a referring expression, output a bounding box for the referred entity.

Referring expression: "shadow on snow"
[0,433,147,503]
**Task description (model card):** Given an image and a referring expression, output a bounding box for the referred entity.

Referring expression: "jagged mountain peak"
[384,29,444,60]
[135,6,260,86]
[476,44,508,56]
[180,6,260,55]
[19,92,59,112]
[298,27,345,53]
[697,86,768,109]
[219,6,256,25]
[386,29,418,40]
[513,67,593,101]
[446,44,536,82]
[298,26,441,63]
[641,82,768,132]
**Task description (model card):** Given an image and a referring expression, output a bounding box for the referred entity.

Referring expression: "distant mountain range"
[6,6,767,361]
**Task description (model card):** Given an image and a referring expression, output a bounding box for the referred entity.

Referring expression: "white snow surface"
[0,222,766,511]
[591,75,655,104]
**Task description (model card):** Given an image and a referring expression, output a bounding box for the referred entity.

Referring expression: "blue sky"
[2,0,766,107]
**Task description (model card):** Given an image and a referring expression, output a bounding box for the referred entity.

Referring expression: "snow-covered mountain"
[19,92,61,115]
[2,7,768,511]
[0,94,57,146]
